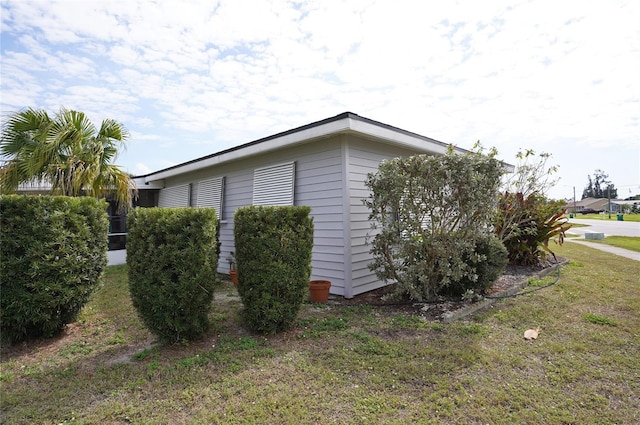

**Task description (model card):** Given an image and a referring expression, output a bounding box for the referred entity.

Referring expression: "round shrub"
[0,195,108,343]
[451,235,509,297]
[234,206,314,334]
[127,207,219,343]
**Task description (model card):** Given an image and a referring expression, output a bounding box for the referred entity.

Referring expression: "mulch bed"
[327,258,565,321]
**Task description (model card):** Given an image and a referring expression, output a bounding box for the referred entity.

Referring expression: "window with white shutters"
[158,184,190,207]
[197,177,224,219]
[252,162,295,206]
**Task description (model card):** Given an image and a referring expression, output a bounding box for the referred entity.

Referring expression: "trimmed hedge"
[127,207,219,343]
[0,195,108,343]
[234,206,314,334]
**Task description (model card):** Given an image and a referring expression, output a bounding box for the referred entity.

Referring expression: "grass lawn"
[2,243,639,424]
[582,236,640,253]
[573,213,640,222]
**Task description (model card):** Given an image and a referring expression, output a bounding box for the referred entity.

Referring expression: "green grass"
[573,213,640,222]
[2,244,639,424]
[582,235,640,253]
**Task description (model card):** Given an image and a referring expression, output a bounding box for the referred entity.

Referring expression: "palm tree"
[1,107,136,210]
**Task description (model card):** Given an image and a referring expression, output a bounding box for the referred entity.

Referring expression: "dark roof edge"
[133,112,356,178]
[346,113,464,153]
[133,112,463,179]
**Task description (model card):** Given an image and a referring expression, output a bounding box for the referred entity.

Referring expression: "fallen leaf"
[523,328,541,340]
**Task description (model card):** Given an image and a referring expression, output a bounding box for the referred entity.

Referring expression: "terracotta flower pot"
[229,270,238,287]
[309,280,331,303]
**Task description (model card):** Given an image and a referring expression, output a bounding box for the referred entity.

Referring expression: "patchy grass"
[2,244,639,424]
[565,222,590,228]
[583,313,617,327]
[582,235,640,253]
[574,213,640,222]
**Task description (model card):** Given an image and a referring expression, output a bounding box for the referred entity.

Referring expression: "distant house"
[134,112,511,298]
[567,197,628,214]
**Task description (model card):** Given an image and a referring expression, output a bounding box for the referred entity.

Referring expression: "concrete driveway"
[565,217,639,261]
[567,217,640,237]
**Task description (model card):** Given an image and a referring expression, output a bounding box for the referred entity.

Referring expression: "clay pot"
[309,280,331,303]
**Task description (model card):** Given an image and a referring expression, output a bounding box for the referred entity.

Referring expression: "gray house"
[134,112,471,298]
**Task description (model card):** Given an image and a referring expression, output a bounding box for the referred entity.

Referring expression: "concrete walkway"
[107,249,127,266]
[564,238,640,262]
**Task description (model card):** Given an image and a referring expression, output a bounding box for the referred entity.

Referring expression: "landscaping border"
[441,258,568,323]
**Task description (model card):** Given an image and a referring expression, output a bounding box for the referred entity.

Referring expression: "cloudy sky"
[1,0,638,200]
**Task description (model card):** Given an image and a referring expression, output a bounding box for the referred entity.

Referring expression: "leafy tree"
[582,169,617,199]
[364,146,505,300]
[1,107,136,210]
[501,149,559,198]
[495,149,559,243]
[494,149,570,265]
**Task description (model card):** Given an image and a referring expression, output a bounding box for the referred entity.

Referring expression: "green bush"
[0,195,108,343]
[452,235,509,297]
[234,206,314,334]
[127,208,219,343]
[496,192,570,265]
[364,147,504,300]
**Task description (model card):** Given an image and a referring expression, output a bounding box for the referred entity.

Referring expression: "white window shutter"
[158,185,190,207]
[197,177,224,219]
[253,162,295,206]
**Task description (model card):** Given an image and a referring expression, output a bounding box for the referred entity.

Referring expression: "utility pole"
[573,186,576,215]
[608,186,611,219]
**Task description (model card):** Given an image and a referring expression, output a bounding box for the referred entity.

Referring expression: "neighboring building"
[566,197,629,214]
[134,112,511,298]
[610,199,639,213]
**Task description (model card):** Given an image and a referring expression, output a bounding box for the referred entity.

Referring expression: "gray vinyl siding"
[294,143,345,293]
[159,139,347,294]
[347,138,418,296]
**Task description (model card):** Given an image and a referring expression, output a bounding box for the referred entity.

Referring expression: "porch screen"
[252,161,295,206]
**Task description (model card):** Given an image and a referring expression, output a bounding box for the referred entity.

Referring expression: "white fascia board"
[348,119,515,171]
[145,118,352,182]
[347,118,457,155]
[134,176,165,189]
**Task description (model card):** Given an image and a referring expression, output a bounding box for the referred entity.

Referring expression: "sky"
[1,0,638,201]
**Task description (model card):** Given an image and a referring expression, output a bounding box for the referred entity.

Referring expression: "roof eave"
[141,112,510,183]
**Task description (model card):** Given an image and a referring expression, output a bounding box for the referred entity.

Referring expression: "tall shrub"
[234,206,313,334]
[364,147,505,300]
[496,193,570,265]
[127,208,219,343]
[0,195,108,342]
[495,149,570,265]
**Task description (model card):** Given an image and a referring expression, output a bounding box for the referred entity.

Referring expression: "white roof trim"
[142,113,478,183]
[146,118,351,182]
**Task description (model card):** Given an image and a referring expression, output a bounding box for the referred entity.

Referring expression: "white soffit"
[145,118,351,182]
[347,118,456,156]
[143,114,470,184]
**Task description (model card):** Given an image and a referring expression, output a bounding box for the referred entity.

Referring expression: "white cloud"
[1,0,638,200]
[132,162,152,175]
